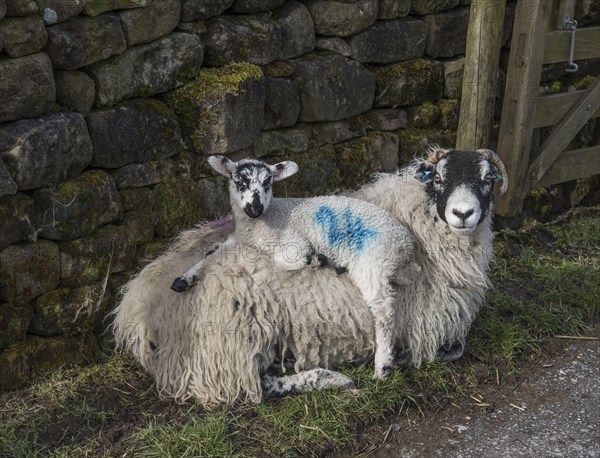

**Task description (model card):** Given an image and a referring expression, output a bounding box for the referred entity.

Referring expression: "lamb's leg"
[353,276,396,380]
[170,237,234,292]
[261,369,356,398]
[369,297,396,380]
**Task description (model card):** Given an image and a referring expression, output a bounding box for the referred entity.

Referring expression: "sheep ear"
[208,155,236,177]
[271,161,299,181]
[415,161,435,183]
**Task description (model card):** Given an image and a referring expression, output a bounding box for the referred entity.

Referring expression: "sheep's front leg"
[170,237,235,292]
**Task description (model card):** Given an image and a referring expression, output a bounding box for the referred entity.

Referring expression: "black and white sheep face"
[208,155,298,219]
[417,151,503,235]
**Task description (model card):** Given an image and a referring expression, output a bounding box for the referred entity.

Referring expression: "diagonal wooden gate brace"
[524,76,600,196]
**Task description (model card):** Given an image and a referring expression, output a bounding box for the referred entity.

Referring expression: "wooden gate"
[494,0,600,217]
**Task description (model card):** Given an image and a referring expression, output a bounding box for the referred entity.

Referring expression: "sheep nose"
[244,203,264,218]
[452,208,474,220]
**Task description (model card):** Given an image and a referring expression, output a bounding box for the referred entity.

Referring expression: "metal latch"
[563,16,579,73]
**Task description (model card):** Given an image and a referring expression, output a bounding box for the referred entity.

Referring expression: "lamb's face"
[207,155,299,218]
[230,162,273,218]
[418,151,503,235]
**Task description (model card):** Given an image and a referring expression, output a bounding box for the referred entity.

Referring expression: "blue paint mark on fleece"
[314,205,378,252]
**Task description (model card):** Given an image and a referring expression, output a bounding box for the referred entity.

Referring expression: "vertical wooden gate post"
[495,1,551,217]
[456,0,507,150]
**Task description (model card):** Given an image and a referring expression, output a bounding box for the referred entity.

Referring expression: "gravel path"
[374,331,600,458]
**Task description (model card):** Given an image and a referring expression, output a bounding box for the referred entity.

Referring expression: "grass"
[1,207,598,457]
[125,412,236,458]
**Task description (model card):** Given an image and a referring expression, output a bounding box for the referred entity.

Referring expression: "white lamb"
[170,155,415,380]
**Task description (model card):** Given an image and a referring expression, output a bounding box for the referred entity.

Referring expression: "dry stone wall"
[0,0,598,390]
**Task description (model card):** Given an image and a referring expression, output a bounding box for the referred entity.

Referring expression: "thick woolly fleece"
[112,218,375,406]
[112,167,494,406]
[212,194,415,380]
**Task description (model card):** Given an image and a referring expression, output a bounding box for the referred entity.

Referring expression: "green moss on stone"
[35,170,120,240]
[373,59,444,107]
[59,234,111,288]
[0,304,33,350]
[523,187,570,222]
[166,62,262,108]
[52,170,109,203]
[119,187,155,212]
[176,62,204,82]
[437,99,460,130]
[122,210,156,246]
[0,240,60,306]
[262,61,294,78]
[574,176,600,205]
[0,334,99,390]
[374,58,436,87]
[336,137,377,189]
[409,101,441,128]
[164,62,262,150]
[275,145,342,197]
[30,285,104,336]
[153,175,206,237]
[573,75,595,90]
[135,86,158,98]
[120,98,175,120]
[31,288,70,335]
[397,128,456,165]
[548,80,562,93]
[136,239,170,268]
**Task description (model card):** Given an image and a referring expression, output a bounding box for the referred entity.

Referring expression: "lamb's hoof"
[314,254,347,274]
[317,254,329,267]
[334,266,347,275]
[170,277,190,293]
[372,365,392,381]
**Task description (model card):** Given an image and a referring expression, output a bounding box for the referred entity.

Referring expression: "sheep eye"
[433,173,442,184]
[233,177,245,189]
[484,174,493,183]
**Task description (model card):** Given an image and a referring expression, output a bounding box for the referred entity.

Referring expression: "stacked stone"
[0,0,203,389]
[0,0,471,391]
[2,0,595,389]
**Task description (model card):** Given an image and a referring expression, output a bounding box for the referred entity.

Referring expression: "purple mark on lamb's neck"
[210,216,235,231]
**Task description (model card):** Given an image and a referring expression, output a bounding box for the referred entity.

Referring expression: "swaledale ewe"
[170,155,415,381]
[112,147,508,406]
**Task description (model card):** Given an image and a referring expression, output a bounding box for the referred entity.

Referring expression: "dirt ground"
[371,326,600,458]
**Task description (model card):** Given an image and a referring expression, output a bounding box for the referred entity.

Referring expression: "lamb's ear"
[208,155,236,177]
[414,161,435,183]
[271,161,299,181]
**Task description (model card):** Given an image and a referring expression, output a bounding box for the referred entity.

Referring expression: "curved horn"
[425,146,451,164]
[476,149,509,195]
